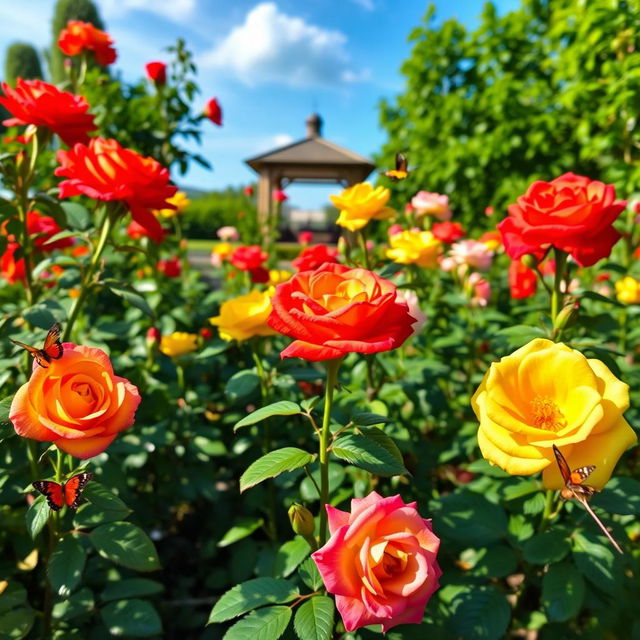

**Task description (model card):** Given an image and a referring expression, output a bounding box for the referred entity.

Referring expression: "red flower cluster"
[292,244,339,272]
[508,259,537,299]
[230,245,269,283]
[58,20,117,66]
[499,173,625,266]
[157,256,182,278]
[432,221,465,243]
[0,79,96,146]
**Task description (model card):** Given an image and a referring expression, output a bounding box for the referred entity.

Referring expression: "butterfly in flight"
[10,322,63,368]
[381,152,409,182]
[553,445,623,554]
[33,472,94,511]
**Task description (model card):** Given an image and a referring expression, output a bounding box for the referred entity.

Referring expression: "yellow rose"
[471,338,636,489]
[268,269,292,286]
[615,276,640,304]
[153,191,190,218]
[386,230,441,267]
[330,183,395,232]
[209,289,278,342]
[160,332,199,357]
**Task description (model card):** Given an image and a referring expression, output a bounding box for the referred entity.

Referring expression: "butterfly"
[33,472,94,511]
[381,152,409,182]
[553,445,623,554]
[10,322,63,368]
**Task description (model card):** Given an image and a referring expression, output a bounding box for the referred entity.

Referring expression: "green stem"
[550,248,568,324]
[620,307,628,354]
[176,363,186,398]
[318,359,341,547]
[358,229,371,270]
[539,489,555,532]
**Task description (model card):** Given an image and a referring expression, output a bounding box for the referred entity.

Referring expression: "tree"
[50,0,105,83]
[377,0,640,228]
[4,43,43,85]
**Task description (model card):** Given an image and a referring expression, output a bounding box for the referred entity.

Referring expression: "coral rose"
[145,61,167,85]
[292,244,339,272]
[432,221,465,244]
[209,289,277,342]
[386,230,441,267]
[312,491,441,632]
[55,137,177,243]
[471,339,637,488]
[615,276,640,304]
[498,172,626,267]
[58,20,117,66]
[330,183,394,232]
[159,332,199,358]
[9,343,140,458]
[268,263,416,361]
[448,239,493,271]
[509,259,537,299]
[0,79,96,146]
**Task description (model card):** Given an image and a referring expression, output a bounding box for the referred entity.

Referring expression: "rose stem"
[318,358,341,547]
[550,247,568,325]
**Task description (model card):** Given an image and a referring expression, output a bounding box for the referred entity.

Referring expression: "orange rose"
[10,343,140,458]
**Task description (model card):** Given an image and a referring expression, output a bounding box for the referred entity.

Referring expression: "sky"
[0,0,518,208]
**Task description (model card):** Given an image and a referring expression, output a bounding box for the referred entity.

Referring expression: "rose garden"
[0,2,639,639]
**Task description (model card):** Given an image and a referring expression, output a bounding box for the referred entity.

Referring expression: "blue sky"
[0,0,517,208]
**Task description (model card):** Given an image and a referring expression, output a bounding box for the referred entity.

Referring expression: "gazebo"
[245,114,376,228]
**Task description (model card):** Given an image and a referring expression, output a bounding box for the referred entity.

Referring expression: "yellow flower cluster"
[153,191,190,219]
[615,276,640,304]
[386,230,441,267]
[330,182,395,232]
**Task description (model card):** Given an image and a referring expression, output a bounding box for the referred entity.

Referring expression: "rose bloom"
[330,183,395,232]
[27,211,74,252]
[468,272,491,307]
[0,242,25,283]
[211,242,233,267]
[386,230,441,268]
[159,332,199,358]
[157,256,181,278]
[127,220,166,244]
[0,79,96,146]
[216,226,240,241]
[58,20,117,66]
[10,342,140,458]
[448,239,493,271]
[145,61,167,85]
[55,137,177,243]
[243,185,254,197]
[204,97,222,125]
[432,221,465,244]
[410,191,452,220]
[615,276,640,304]
[312,492,441,632]
[292,244,339,272]
[498,173,626,267]
[154,191,190,219]
[249,266,269,283]
[230,245,268,271]
[396,289,427,337]
[272,189,288,203]
[268,269,292,286]
[387,223,403,237]
[479,230,503,252]
[509,259,537,299]
[268,263,416,361]
[210,289,278,342]
[297,231,312,245]
[471,338,637,488]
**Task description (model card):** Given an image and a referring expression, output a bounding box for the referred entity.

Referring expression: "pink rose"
[410,191,452,220]
[312,492,441,632]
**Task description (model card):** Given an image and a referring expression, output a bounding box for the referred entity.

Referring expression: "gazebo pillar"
[257,169,273,229]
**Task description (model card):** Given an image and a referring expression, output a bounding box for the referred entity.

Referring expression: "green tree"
[50,0,105,83]
[4,42,43,85]
[378,0,640,228]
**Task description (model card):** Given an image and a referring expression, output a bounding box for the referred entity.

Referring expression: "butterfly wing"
[63,472,94,509]
[395,152,408,173]
[42,323,63,361]
[552,445,572,484]
[33,480,65,511]
[570,465,596,485]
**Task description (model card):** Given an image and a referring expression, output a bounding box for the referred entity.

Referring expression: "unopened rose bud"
[288,503,316,546]
[521,254,538,269]
[146,327,161,346]
[554,301,579,332]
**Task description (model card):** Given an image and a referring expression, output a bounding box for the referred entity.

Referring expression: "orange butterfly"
[381,152,409,182]
[10,323,63,368]
[553,445,622,554]
[33,472,93,511]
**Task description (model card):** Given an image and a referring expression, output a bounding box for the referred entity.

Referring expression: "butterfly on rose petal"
[32,472,94,511]
[10,322,63,368]
[381,152,410,182]
[552,445,623,554]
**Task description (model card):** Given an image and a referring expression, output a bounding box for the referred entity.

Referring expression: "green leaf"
[331,434,407,476]
[32,193,67,229]
[298,557,324,591]
[208,578,299,624]
[0,395,13,429]
[218,517,264,547]
[107,284,154,318]
[463,545,518,578]
[61,202,91,230]
[0,608,35,640]
[240,448,316,493]
[523,529,571,564]
[100,599,162,637]
[234,401,302,431]
[40,230,78,248]
[89,522,160,571]
[451,587,511,640]
[222,606,291,640]
[591,476,640,514]
[294,596,334,640]
[81,482,130,511]
[351,412,391,426]
[48,535,86,597]
[101,578,164,602]
[22,304,57,329]
[542,562,585,622]
[572,531,621,595]
[26,495,50,539]
[73,482,131,527]
[52,587,94,620]
[226,371,261,402]
[358,427,403,464]
[274,537,310,578]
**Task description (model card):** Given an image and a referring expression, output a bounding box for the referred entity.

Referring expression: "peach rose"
[10,342,140,458]
[312,492,441,632]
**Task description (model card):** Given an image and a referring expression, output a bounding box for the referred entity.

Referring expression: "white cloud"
[352,0,375,9]
[271,133,294,147]
[98,0,196,22]
[199,2,361,87]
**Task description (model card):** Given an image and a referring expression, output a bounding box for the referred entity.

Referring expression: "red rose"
[204,97,222,125]
[498,173,625,267]
[291,244,339,272]
[157,256,181,278]
[0,79,96,146]
[27,211,73,252]
[508,259,537,299]
[243,185,254,197]
[432,221,465,244]
[145,61,167,85]
[249,266,270,283]
[58,20,117,66]
[268,263,416,361]
[272,189,288,202]
[0,242,25,283]
[127,220,166,244]
[55,137,177,243]
[230,245,267,271]
[298,231,313,245]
